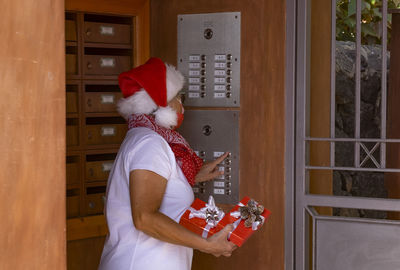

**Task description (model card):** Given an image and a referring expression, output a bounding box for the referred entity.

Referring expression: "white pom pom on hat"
[117,57,184,129]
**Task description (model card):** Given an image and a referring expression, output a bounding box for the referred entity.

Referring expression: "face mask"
[174,102,184,130]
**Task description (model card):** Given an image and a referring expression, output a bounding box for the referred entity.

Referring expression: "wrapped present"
[222,196,271,247]
[179,196,225,238]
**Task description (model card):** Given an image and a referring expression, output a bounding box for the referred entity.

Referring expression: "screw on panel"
[202,125,212,136]
[204,28,213,39]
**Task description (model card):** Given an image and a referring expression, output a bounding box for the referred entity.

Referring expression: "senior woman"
[98,57,236,270]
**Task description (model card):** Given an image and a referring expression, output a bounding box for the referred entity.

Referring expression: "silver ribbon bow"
[230,199,265,231]
[189,196,225,238]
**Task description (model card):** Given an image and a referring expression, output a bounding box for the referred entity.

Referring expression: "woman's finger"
[211,169,224,179]
[211,152,230,166]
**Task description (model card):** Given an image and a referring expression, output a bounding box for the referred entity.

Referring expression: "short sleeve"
[126,134,173,181]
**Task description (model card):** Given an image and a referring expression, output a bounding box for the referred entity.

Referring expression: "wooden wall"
[386,13,400,219]
[151,1,286,269]
[0,0,66,269]
[310,0,333,213]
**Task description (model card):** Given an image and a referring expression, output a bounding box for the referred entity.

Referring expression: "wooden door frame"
[0,0,66,269]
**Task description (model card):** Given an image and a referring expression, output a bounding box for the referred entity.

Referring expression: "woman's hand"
[129,169,236,256]
[195,152,230,183]
[201,224,237,257]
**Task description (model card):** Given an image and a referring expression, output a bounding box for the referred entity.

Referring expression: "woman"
[99,58,236,270]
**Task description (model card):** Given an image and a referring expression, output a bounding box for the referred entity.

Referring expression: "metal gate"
[287,0,400,269]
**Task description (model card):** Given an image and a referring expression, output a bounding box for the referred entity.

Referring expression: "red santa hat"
[117,57,184,129]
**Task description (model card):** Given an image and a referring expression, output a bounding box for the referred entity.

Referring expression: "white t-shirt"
[98,127,195,270]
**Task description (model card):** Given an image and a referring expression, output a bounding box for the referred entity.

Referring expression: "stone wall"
[333,41,390,218]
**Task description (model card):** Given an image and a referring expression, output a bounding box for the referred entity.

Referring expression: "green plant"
[336,0,400,44]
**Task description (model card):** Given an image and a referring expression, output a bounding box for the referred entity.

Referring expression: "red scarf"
[128,114,203,186]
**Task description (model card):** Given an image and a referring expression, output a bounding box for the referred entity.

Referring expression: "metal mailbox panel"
[86,192,105,215]
[65,20,77,42]
[85,124,127,145]
[84,55,131,76]
[66,54,78,75]
[85,92,122,113]
[85,160,114,182]
[66,124,79,147]
[178,12,241,107]
[66,91,78,113]
[84,22,131,44]
[315,218,400,270]
[178,110,239,204]
[67,195,80,218]
[66,161,79,185]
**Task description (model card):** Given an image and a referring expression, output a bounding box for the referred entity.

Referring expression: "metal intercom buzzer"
[177,12,241,107]
[178,110,239,204]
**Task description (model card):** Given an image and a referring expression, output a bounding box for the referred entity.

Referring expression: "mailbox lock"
[227,69,232,76]
[201,77,206,83]
[200,150,206,157]
[204,28,213,39]
[225,159,231,165]
[227,62,232,68]
[201,62,207,69]
[226,92,232,98]
[226,77,232,84]
[201,85,206,90]
[226,85,232,91]
[86,29,92,36]
[200,92,206,98]
[202,125,212,136]
[226,189,232,195]
[201,54,207,61]
[227,54,233,60]
[201,70,206,76]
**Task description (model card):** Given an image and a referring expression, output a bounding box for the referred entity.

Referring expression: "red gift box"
[221,196,271,247]
[179,196,225,238]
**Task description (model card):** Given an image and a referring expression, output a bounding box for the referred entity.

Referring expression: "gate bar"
[330,0,336,167]
[355,0,362,168]
[381,0,388,168]
[304,194,400,211]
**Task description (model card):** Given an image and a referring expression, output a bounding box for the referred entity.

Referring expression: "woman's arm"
[129,169,236,257]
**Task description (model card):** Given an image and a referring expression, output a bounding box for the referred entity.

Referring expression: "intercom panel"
[177,12,241,107]
[178,110,239,204]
